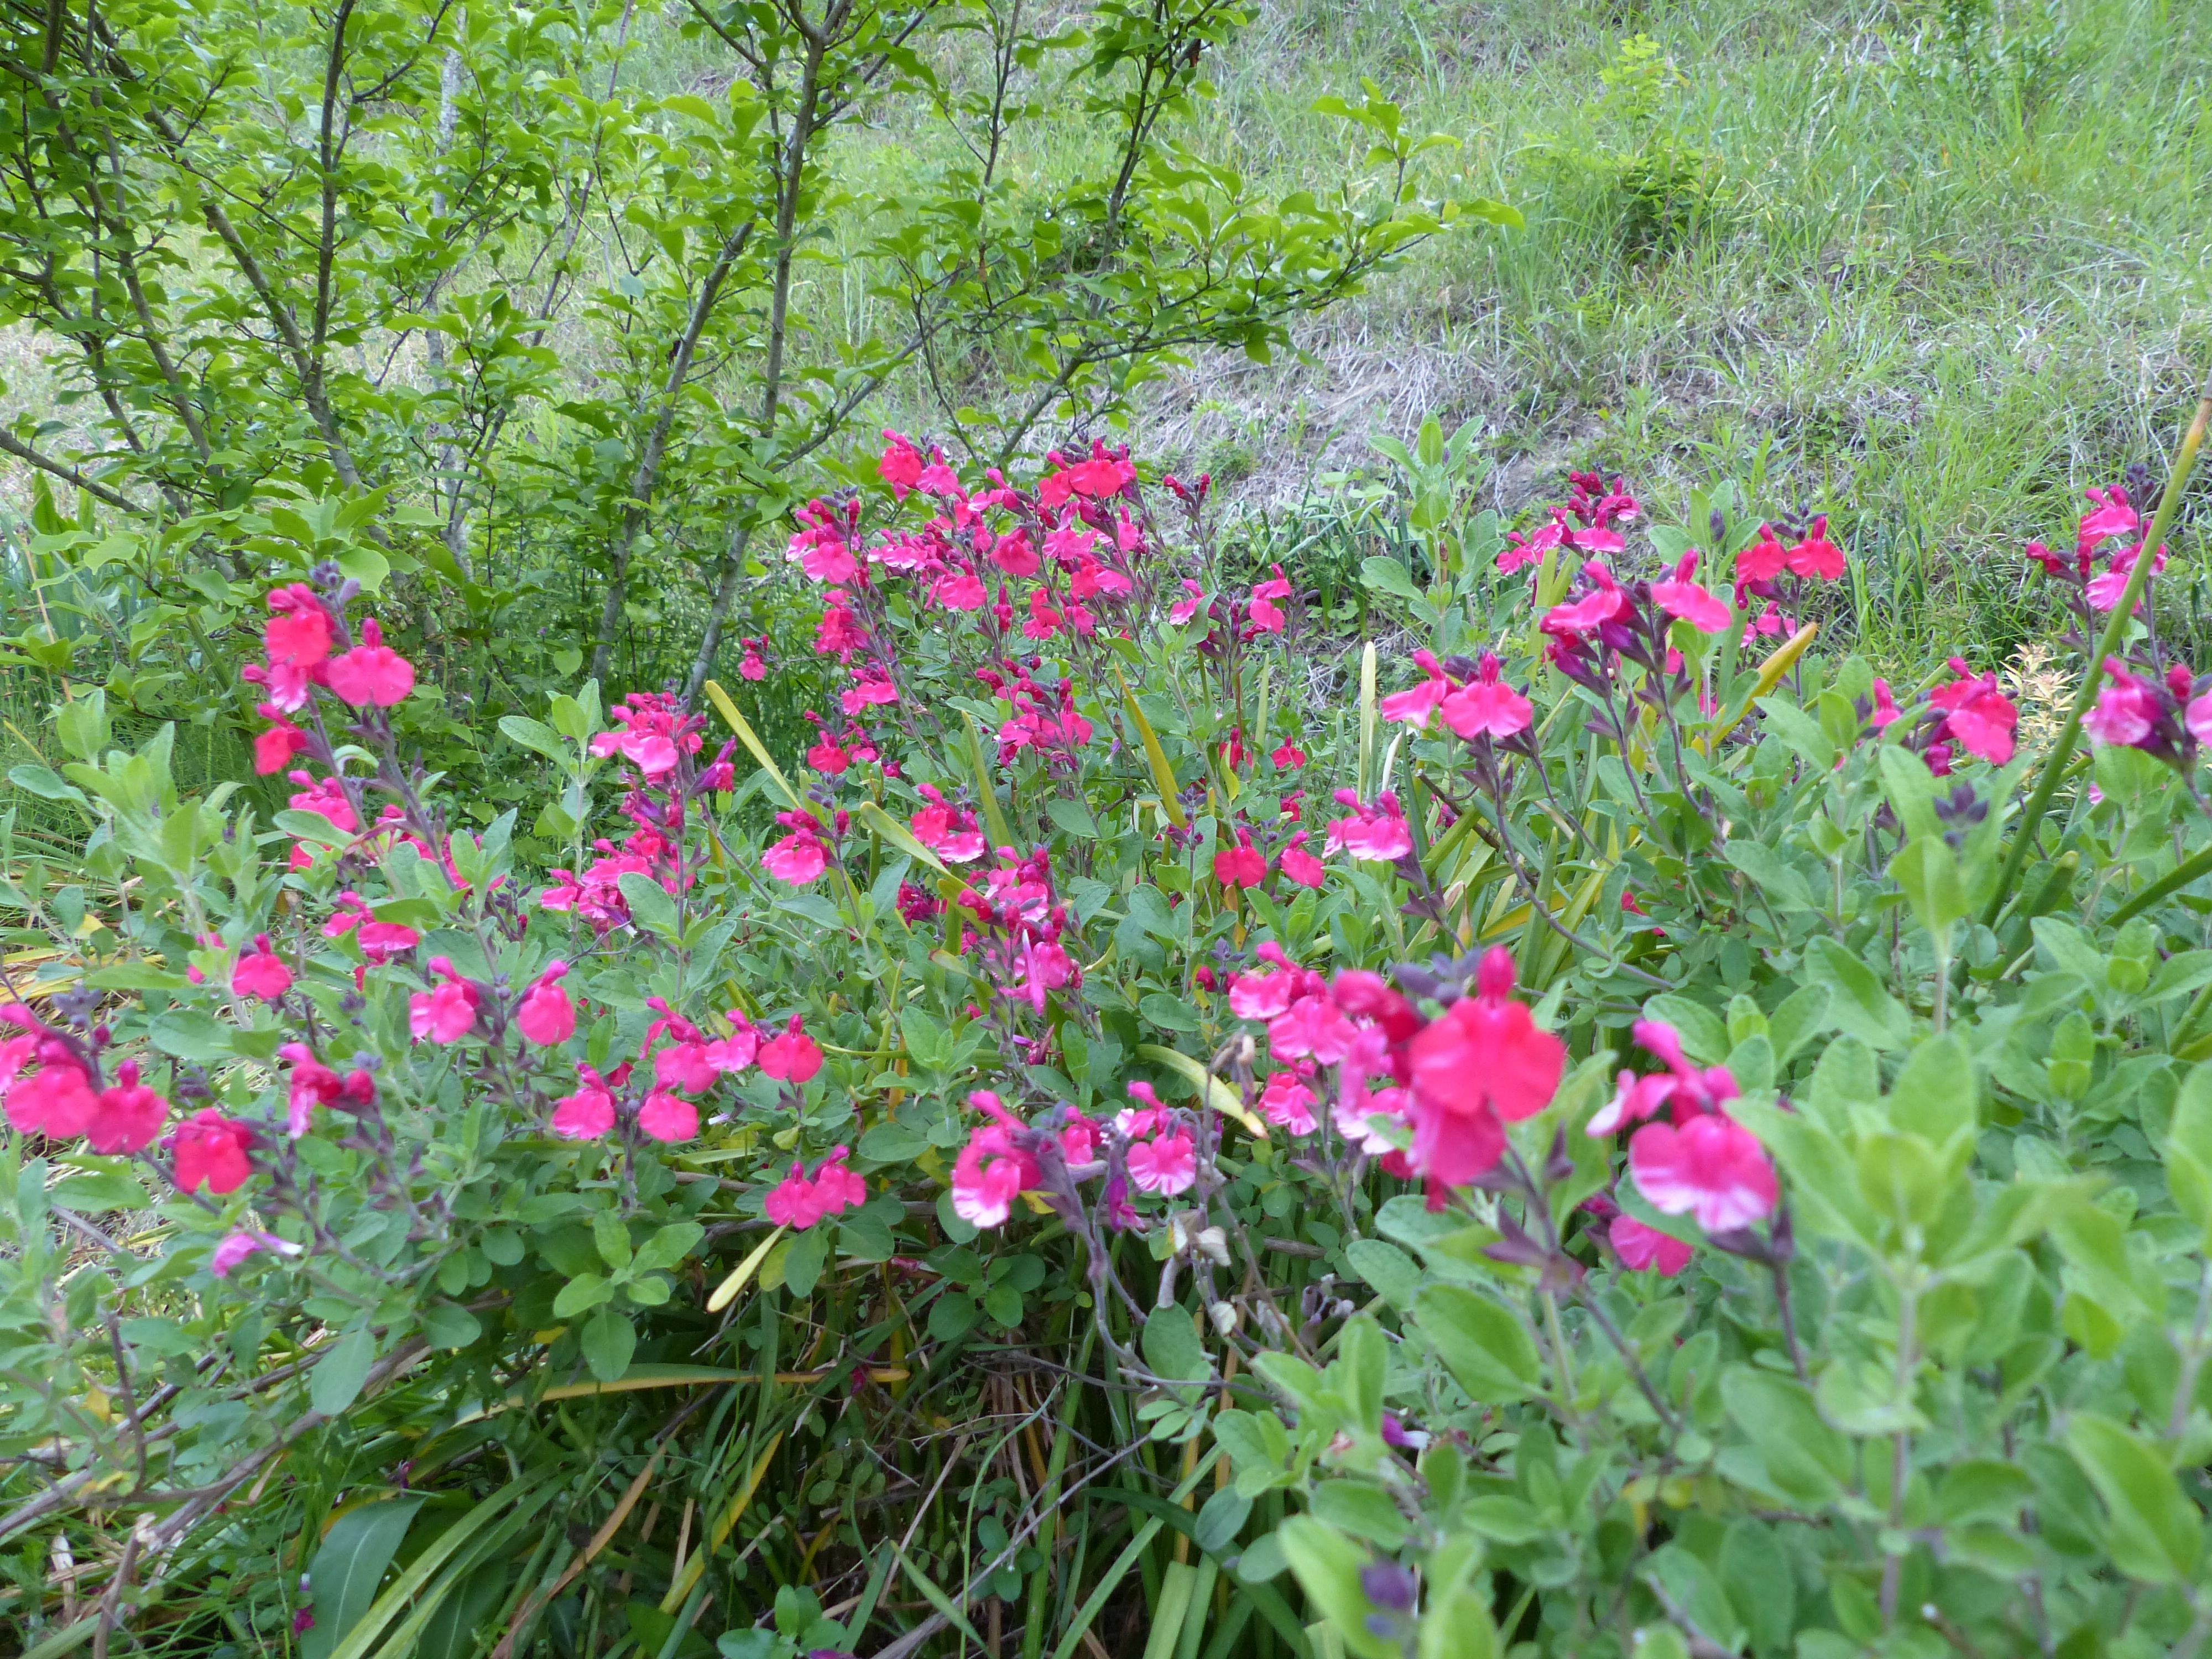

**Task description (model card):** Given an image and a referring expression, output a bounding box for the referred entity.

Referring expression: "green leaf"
[633,1221,704,1273]
[1891,836,1966,937]
[1886,1033,1976,1146]
[552,1273,612,1319]
[420,1302,482,1350]
[899,1006,952,1071]
[1194,1488,1251,1553]
[301,1497,425,1659]
[496,715,569,763]
[615,870,680,937]
[1410,1285,1540,1404]
[580,1308,637,1383]
[2065,1412,2202,1584]
[1718,1520,1796,1653]
[593,1211,633,1271]
[1276,1516,1396,1659]
[1358,556,1421,603]
[1640,994,1729,1065]
[310,1327,378,1417]
[1802,936,1909,1050]
[1716,1367,1851,1505]
[2167,1062,2212,1241]
[781,1226,828,1297]
[1309,1481,1407,1547]
[1142,1306,1212,1386]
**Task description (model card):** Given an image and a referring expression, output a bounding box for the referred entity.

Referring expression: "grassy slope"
[851,0,2212,667]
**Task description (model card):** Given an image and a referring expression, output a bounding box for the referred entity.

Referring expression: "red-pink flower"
[1213,831,1267,889]
[2087,542,2166,612]
[2086,660,2159,748]
[1126,1127,1196,1194]
[933,567,987,610]
[1259,1068,1317,1135]
[740,640,769,680]
[264,585,335,670]
[289,771,359,834]
[880,430,925,499]
[2078,486,2138,547]
[410,959,481,1044]
[1499,514,1565,575]
[1735,525,1788,583]
[517,964,576,1046]
[767,1149,865,1228]
[1786,516,1844,581]
[1588,1019,1739,1137]
[1323,790,1412,862]
[1650,552,1733,634]
[1869,679,1901,730]
[277,1042,343,1138]
[1610,1214,1692,1275]
[1278,833,1326,889]
[254,710,309,775]
[4,1042,100,1139]
[1380,652,1452,730]
[552,1070,616,1139]
[1229,950,1301,1020]
[326,619,416,707]
[1627,1112,1776,1233]
[1248,566,1293,633]
[1541,562,1629,637]
[1439,654,1533,739]
[171,1110,253,1195]
[762,820,831,884]
[1929,660,2018,764]
[1269,994,1359,1065]
[232,935,292,1003]
[1404,949,1563,1186]
[758,1018,823,1083]
[638,1089,698,1142]
[85,1060,168,1155]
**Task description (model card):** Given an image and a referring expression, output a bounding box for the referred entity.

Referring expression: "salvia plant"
[7,366,2212,1659]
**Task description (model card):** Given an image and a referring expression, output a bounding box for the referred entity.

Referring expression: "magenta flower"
[552,1071,616,1140]
[1126,1127,1196,1195]
[1929,660,2018,764]
[1439,654,1533,739]
[1649,552,1734,634]
[325,619,417,707]
[637,1089,698,1143]
[758,1018,823,1083]
[1609,1215,1692,1275]
[87,1060,169,1155]
[1212,831,1267,889]
[2086,660,2160,748]
[1627,1113,1776,1233]
[1323,790,1412,862]
[232,935,293,1003]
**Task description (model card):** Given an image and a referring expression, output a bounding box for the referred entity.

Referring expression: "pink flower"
[171,1110,253,1195]
[1323,790,1412,862]
[410,962,481,1044]
[326,619,417,707]
[357,920,420,960]
[2087,542,2166,612]
[762,828,830,884]
[638,1089,698,1142]
[765,1161,823,1228]
[740,642,768,681]
[4,1045,100,1139]
[1259,1069,1317,1135]
[2187,693,2212,748]
[653,1040,721,1093]
[705,1015,760,1074]
[212,1232,268,1277]
[1438,654,1533,739]
[1735,525,1788,583]
[1785,517,1844,581]
[1610,1215,1692,1275]
[1929,660,2017,764]
[1277,834,1326,889]
[263,585,335,670]
[1405,949,1563,1186]
[1650,552,1734,633]
[87,1060,168,1155]
[1059,1114,1102,1165]
[1379,653,1451,729]
[288,772,359,833]
[1869,679,1900,729]
[517,964,576,1046]
[552,1072,616,1139]
[933,567,987,610]
[1269,994,1359,1065]
[2086,660,2159,748]
[1587,1019,1739,1136]
[1271,742,1306,770]
[277,1042,343,1138]
[1229,961,1299,1020]
[1628,1112,1777,1233]
[232,935,292,1003]
[1498,514,1564,574]
[841,672,899,717]
[1213,831,1267,889]
[953,1100,1040,1228]
[2078,486,2138,547]
[879,430,925,498]
[1541,562,1629,636]
[1126,1128,1196,1195]
[254,714,309,775]
[758,1018,823,1083]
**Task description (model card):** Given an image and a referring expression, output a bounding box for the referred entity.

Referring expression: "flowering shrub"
[8,395,2212,1658]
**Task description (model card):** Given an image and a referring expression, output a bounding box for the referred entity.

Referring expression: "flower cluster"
[2026,483,2164,616]
[1589,1019,1776,1237]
